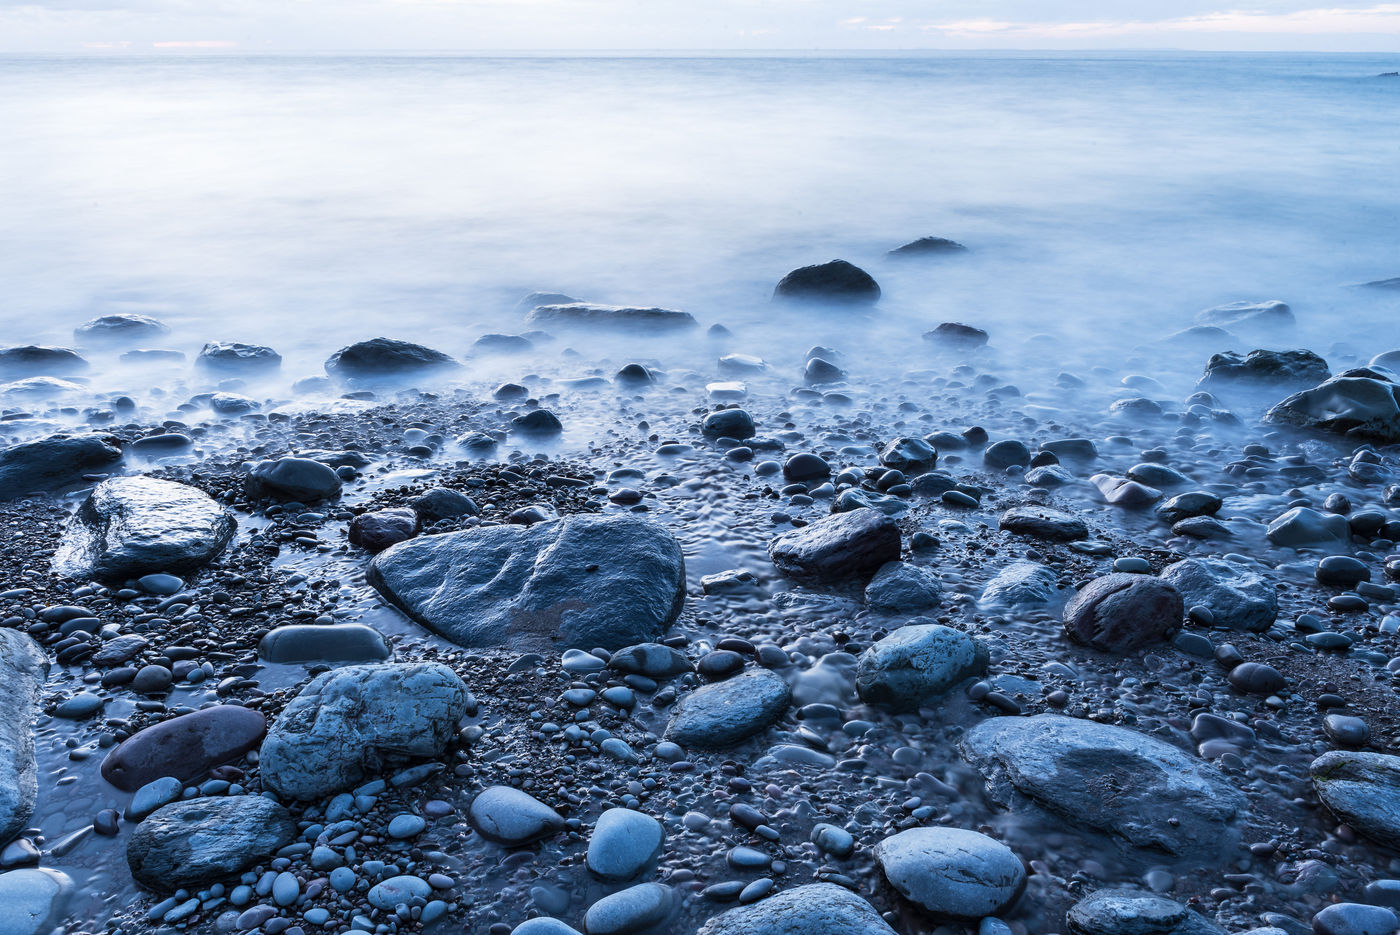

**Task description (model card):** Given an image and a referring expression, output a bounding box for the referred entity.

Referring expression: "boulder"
[768,510,901,583]
[878,436,936,473]
[126,796,297,891]
[888,236,967,257]
[100,705,267,792]
[695,882,896,935]
[1310,751,1400,849]
[1264,371,1400,443]
[773,260,880,304]
[52,476,235,581]
[1066,889,1225,935]
[370,515,684,652]
[246,457,343,501]
[1063,574,1183,652]
[855,623,987,709]
[523,303,697,331]
[1266,506,1349,547]
[1197,349,1328,388]
[257,624,391,664]
[0,345,87,378]
[468,786,566,846]
[875,827,1025,919]
[74,313,169,345]
[999,505,1088,541]
[1159,558,1277,632]
[981,562,1060,607]
[665,669,790,748]
[863,561,942,613]
[0,630,47,845]
[260,662,469,800]
[0,433,123,500]
[196,342,281,374]
[961,715,1246,857]
[586,807,664,881]
[324,337,459,380]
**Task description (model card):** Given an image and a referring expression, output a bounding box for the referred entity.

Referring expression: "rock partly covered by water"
[864,561,942,612]
[100,705,268,792]
[1066,889,1225,935]
[196,341,281,374]
[1266,506,1349,547]
[524,303,698,331]
[875,826,1026,919]
[468,785,567,846]
[1062,573,1183,652]
[981,561,1060,607]
[695,882,896,935]
[1310,751,1400,849]
[773,260,880,304]
[1197,349,1329,388]
[888,236,967,256]
[369,514,685,652]
[856,623,987,709]
[1159,558,1278,632]
[0,432,123,500]
[324,337,460,379]
[73,313,169,345]
[0,868,73,935]
[0,345,87,378]
[665,668,790,748]
[999,505,1089,542]
[1194,299,1293,331]
[126,796,297,891]
[961,714,1246,857]
[246,456,344,501]
[1263,369,1400,443]
[52,476,235,581]
[768,509,901,583]
[923,321,989,348]
[260,661,469,800]
[0,629,47,845]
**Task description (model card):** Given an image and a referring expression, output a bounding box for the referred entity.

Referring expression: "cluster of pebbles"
[1,257,1400,935]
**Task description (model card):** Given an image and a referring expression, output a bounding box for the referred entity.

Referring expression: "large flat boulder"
[1310,751,1400,849]
[695,883,896,935]
[324,337,459,380]
[0,433,123,500]
[52,476,235,581]
[960,714,1245,857]
[126,796,297,892]
[524,303,697,331]
[369,515,685,652]
[1159,558,1277,632]
[260,662,469,800]
[0,630,48,845]
[665,669,790,749]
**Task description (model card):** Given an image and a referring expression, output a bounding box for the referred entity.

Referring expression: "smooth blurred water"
[0,52,1397,377]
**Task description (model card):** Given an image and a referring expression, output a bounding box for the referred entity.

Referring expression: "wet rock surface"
[0,629,47,844]
[125,796,297,891]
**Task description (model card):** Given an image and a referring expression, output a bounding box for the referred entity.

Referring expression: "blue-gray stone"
[980,562,1059,607]
[864,561,942,613]
[469,786,565,846]
[586,807,664,881]
[1066,889,1225,935]
[0,630,46,846]
[665,669,791,749]
[0,868,72,935]
[126,796,297,892]
[258,624,390,664]
[1159,558,1277,632]
[582,882,673,935]
[875,827,1026,919]
[856,624,987,709]
[0,432,123,500]
[367,874,432,910]
[695,883,895,935]
[1311,751,1400,849]
[246,457,343,501]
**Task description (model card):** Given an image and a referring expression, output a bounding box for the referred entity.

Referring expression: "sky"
[2,0,1400,52]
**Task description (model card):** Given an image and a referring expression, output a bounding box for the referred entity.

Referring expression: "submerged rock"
[524,303,697,331]
[0,345,87,378]
[0,630,47,846]
[875,826,1025,919]
[1198,348,1328,388]
[100,705,267,792]
[74,313,169,345]
[1159,558,1277,632]
[260,661,469,800]
[1264,370,1400,443]
[196,341,281,374]
[961,714,1246,857]
[855,623,987,709]
[981,562,1060,607]
[369,515,685,652]
[665,668,790,748]
[0,432,123,500]
[768,510,901,583]
[1194,299,1292,331]
[324,337,460,379]
[773,260,880,304]
[52,476,235,581]
[1310,751,1400,849]
[695,882,896,935]
[126,796,297,891]
[888,236,967,256]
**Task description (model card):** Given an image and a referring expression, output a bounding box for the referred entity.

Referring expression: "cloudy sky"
[4,0,1400,52]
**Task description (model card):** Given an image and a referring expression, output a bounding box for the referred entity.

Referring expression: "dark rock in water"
[1063,574,1183,652]
[834,486,908,517]
[0,345,87,378]
[984,439,1030,469]
[1264,371,1400,443]
[324,337,458,379]
[804,357,846,384]
[1160,557,1278,631]
[1313,904,1398,935]
[773,260,880,304]
[0,432,123,500]
[1198,349,1329,388]
[1066,889,1225,935]
[258,623,390,663]
[53,476,235,581]
[879,436,936,473]
[999,505,1087,541]
[615,363,656,385]
[864,561,942,612]
[369,515,685,651]
[961,714,1246,857]
[74,314,169,345]
[1228,661,1285,695]
[126,796,297,892]
[100,705,267,791]
[665,668,790,748]
[875,826,1025,919]
[524,303,697,331]
[0,629,47,846]
[196,342,281,374]
[609,643,692,678]
[702,409,756,440]
[468,785,566,846]
[1194,300,1292,330]
[888,236,968,257]
[246,456,343,501]
[768,510,901,583]
[260,661,469,800]
[923,322,988,348]
[783,452,830,481]
[349,507,418,553]
[981,562,1059,606]
[856,623,986,709]
[511,409,563,434]
[411,487,479,521]
[472,333,533,353]
[1359,277,1400,290]
[1155,490,1222,524]
[695,882,896,935]
[1311,751,1400,849]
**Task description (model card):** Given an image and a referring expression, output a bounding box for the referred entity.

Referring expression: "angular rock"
[981,562,1060,607]
[52,476,235,581]
[126,796,296,891]
[889,236,967,257]
[1066,889,1225,935]
[1264,371,1400,443]
[260,662,469,800]
[923,322,988,349]
[246,457,343,501]
[369,515,685,652]
[0,630,47,845]
[0,433,123,500]
[349,508,418,553]
[878,436,936,473]
[1310,751,1400,849]
[258,624,391,664]
[855,623,987,709]
[864,561,942,613]
[524,303,697,331]
[999,506,1088,542]
[695,882,896,935]
[1159,558,1277,632]
[324,337,458,380]
[1063,574,1183,652]
[1198,349,1328,389]
[875,827,1025,919]
[961,715,1246,857]
[768,510,901,583]
[468,785,566,846]
[196,342,281,374]
[773,260,880,304]
[100,705,268,792]
[665,669,790,748]
[1194,300,1292,330]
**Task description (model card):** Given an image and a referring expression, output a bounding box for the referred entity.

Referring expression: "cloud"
[919,3,1400,39]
